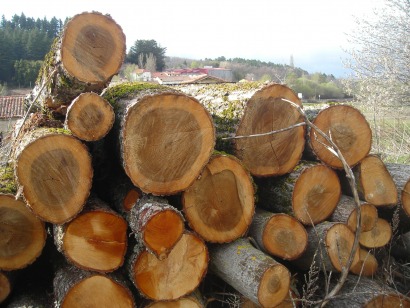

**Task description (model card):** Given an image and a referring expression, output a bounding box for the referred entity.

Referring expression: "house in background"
[0,95,25,142]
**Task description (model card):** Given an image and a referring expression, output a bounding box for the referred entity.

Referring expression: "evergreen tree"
[126,39,167,71]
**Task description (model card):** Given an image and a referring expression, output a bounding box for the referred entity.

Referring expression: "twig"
[221,122,306,140]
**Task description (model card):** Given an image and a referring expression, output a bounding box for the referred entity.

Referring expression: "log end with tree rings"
[0,271,11,304]
[359,218,392,249]
[0,194,46,271]
[122,92,215,195]
[346,203,378,232]
[234,83,305,177]
[293,164,341,225]
[61,12,126,84]
[350,248,378,277]
[130,233,208,301]
[15,130,93,224]
[325,223,360,272]
[61,210,128,272]
[65,92,115,142]
[182,154,255,243]
[310,105,372,169]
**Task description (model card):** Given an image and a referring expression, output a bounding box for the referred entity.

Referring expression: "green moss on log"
[0,166,17,194]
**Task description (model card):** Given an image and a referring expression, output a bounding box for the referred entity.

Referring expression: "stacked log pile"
[1,11,410,308]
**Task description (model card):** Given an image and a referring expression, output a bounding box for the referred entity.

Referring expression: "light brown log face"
[350,248,378,276]
[16,134,92,224]
[63,211,127,272]
[293,165,341,225]
[133,233,208,301]
[61,12,125,83]
[0,195,46,270]
[347,203,378,232]
[146,298,203,307]
[61,275,134,308]
[235,84,305,176]
[365,294,410,307]
[359,218,392,248]
[258,265,290,308]
[123,189,140,212]
[183,155,255,243]
[0,272,11,303]
[310,105,372,168]
[403,179,410,216]
[123,93,214,195]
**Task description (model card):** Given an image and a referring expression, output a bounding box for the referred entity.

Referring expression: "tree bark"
[330,195,378,232]
[0,194,46,271]
[349,248,378,277]
[29,12,125,115]
[256,161,341,225]
[13,128,93,224]
[65,92,115,141]
[248,208,308,260]
[209,237,291,308]
[234,83,305,177]
[292,222,360,272]
[359,218,392,249]
[182,154,255,243]
[54,264,135,308]
[128,232,208,301]
[53,198,128,273]
[309,104,372,169]
[127,195,185,260]
[102,82,215,195]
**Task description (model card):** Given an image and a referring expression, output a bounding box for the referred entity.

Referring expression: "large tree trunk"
[292,222,360,272]
[182,154,255,243]
[64,92,115,141]
[103,83,215,195]
[128,232,208,301]
[127,195,185,260]
[256,161,341,225]
[54,264,135,308]
[248,208,308,261]
[29,12,125,115]
[209,237,291,308]
[0,194,46,271]
[234,83,305,177]
[309,104,372,169]
[13,128,93,224]
[53,198,128,273]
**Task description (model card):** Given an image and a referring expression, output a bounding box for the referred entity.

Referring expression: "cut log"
[53,198,128,273]
[103,82,215,195]
[324,275,410,307]
[144,290,204,307]
[248,208,308,260]
[330,195,378,232]
[359,218,392,249]
[30,12,125,114]
[256,161,341,225]
[182,154,255,243]
[240,290,299,308]
[128,195,185,260]
[65,92,115,141]
[0,271,13,304]
[54,265,135,308]
[128,232,208,301]
[293,222,360,272]
[209,237,290,308]
[0,194,46,271]
[350,248,378,277]
[234,83,305,176]
[309,104,372,169]
[13,128,93,224]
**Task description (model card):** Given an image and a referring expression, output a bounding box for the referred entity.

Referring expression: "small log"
[143,290,204,307]
[103,82,215,195]
[53,198,128,273]
[54,265,135,308]
[309,104,372,169]
[65,92,115,141]
[234,83,305,177]
[324,275,410,307]
[182,154,255,243]
[13,128,93,224]
[359,218,392,249]
[30,12,125,114]
[293,222,360,272]
[209,237,290,308]
[248,208,308,260]
[128,195,185,260]
[0,194,46,271]
[128,232,208,301]
[330,195,378,232]
[256,161,341,225]
[240,290,299,308]
[0,271,13,304]
[350,248,378,277]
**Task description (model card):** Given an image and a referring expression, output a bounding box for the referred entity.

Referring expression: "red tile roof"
[0,95,25,119]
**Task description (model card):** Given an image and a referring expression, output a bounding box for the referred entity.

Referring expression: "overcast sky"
[1,0,383,76]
